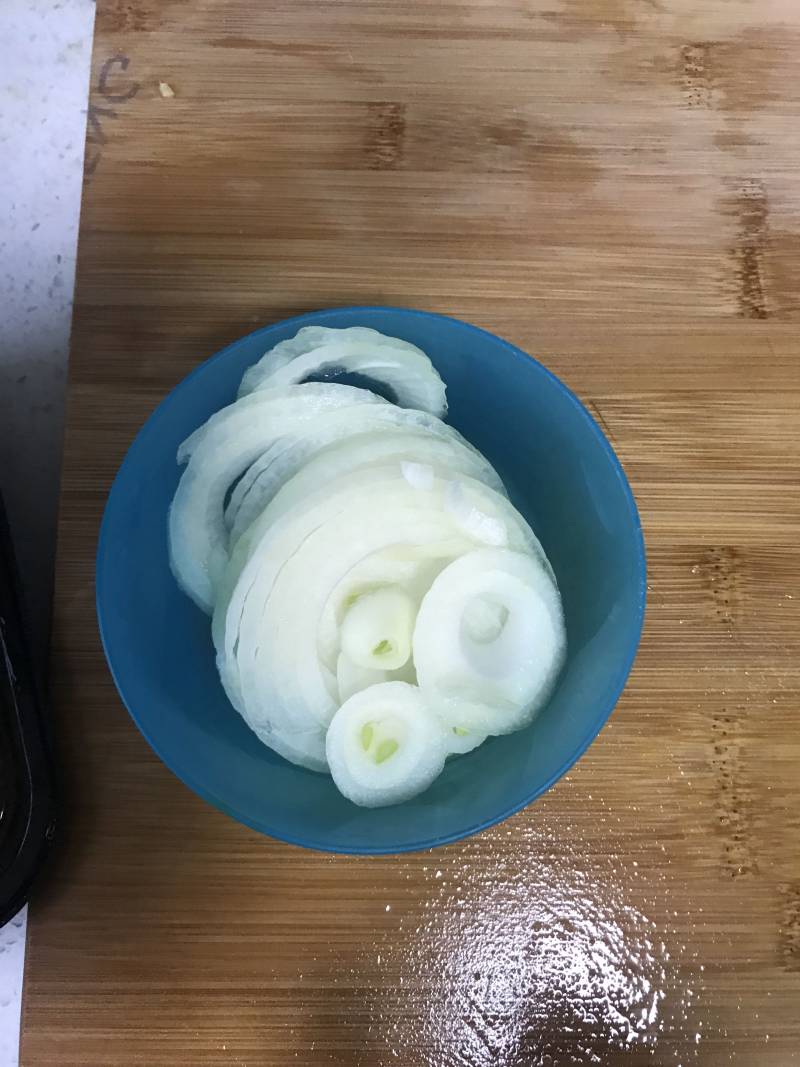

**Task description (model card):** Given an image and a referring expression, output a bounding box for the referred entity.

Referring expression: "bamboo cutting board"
[21,1,800,1064]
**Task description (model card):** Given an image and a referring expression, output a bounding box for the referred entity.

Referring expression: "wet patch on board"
[359,816,709,1065]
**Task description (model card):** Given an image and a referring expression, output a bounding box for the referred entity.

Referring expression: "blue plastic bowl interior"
[97,307,645,854]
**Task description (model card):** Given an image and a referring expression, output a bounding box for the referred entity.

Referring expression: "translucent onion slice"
[401,461,434,490]
[224,414,504,549]
[238,326,447,416]
[217,449,518,665]
[239,325,428,388]
[443,724,488,757]
[214,472,456,735]
[316,546,449,674]
[169,383,384,613]
[336,653,387,704]
[336,651,418,705]
[339,586,415,671]
[252,723,328,774]
[225,460,532,629]
[325,682,448,807]
[229,500,460,736]
[445,480,509,547]
[223,476,539,737]
[413,548,566,736]
[215,467,464,664]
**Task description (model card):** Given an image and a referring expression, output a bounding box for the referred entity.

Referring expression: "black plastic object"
[0,492,56,927]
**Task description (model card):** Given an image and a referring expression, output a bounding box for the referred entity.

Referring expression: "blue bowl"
[97,307,645,854]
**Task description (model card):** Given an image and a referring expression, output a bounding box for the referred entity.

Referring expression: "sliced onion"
[316,546,449,674]
[214,472,443,733]
[336,650,418,705]
[216,457,518,653]
[336,653,388,704]
[219,474,539,739]
[238,326,447,416]
[325,682,447,807]
[253,723,328,774]
[215,468,464,661]
[445,480,509,547]
[225,413,504,549]
[443,723,488,757]
[169,383,384,613]
[401,461,434,491]
[239,325,427,389]
[225,463,529,626]
[339,586,415,671]
[413,548,566,735]
[226,496,459,736]
[168,331,567,804]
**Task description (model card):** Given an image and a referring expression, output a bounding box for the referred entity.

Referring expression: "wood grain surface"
[21,1,800,1064]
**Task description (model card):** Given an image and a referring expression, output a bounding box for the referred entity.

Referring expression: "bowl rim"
[96,305,647,854]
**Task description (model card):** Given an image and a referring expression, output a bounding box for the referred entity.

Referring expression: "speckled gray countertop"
[0,1,95,1062]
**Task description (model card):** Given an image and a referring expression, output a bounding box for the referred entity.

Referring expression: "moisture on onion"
[168,325,565,807]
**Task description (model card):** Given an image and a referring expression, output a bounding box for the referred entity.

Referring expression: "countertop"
[20,1,800,1064]
[0,3,94,1064]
